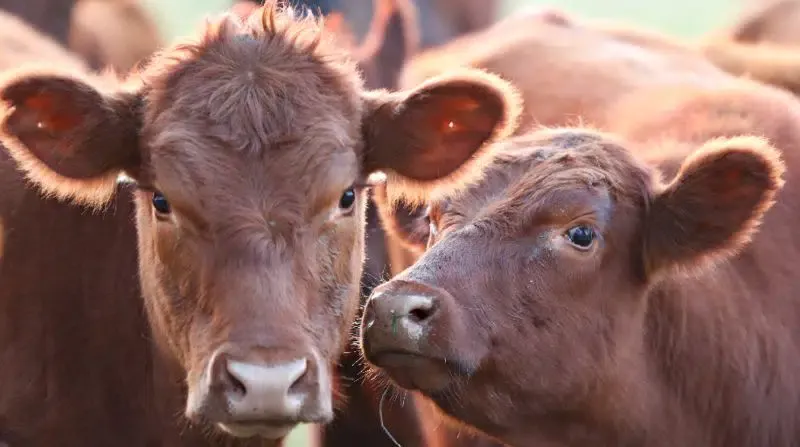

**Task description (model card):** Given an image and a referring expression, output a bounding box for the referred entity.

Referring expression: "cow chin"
[371,352,449,392]
[218,422,297,440]
[368,350,478,395]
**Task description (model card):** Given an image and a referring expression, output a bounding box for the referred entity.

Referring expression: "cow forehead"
[443,131,651,222]
[140,44,365,210]
[148,133,360,228]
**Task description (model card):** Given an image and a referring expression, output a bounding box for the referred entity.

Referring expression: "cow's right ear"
[372,181,430,254]
[0,72,142,207]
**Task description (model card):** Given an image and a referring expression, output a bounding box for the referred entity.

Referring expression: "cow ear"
[644,136,784,275]
[363,69,521,203]
[372,181,430,254]
[0,72,141,207]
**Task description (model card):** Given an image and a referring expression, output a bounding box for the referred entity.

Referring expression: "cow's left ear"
[362,69,521,200]
[644,136,784,275]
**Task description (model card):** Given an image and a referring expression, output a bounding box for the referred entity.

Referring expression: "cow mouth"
[369,350,469,392]
[218,421,298,439]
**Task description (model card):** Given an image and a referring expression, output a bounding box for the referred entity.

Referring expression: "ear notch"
[0,72,141,207]
[645,136,785,275]
[371,182,430,254]
[364,68,521,204]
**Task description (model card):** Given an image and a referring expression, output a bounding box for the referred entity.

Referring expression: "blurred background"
[143,0,741,42]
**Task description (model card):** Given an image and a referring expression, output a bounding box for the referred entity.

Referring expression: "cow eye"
[152,191,171,215]
[339,188,356,211]
[565,225,595,249]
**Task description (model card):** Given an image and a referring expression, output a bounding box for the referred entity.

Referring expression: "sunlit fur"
[0,1,519,440]
[368,74,800,447]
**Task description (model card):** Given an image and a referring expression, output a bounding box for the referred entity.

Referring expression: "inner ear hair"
[644,136,785,276]
[409,69,521,199]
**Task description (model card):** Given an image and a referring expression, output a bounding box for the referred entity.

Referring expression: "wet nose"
[187,346,333,437]
[361,280,442,356]
[213,354,308,418]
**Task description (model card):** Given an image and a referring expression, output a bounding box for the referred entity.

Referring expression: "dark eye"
[565,225,595,249]
[152,191,171,215]
[338,188,356,211]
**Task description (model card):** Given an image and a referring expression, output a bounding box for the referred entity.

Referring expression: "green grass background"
[137,0,746,444]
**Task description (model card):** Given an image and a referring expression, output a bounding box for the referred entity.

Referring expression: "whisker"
[379,387,403,447]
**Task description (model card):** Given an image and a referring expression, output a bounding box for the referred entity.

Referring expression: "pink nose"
[213,355,308,417]
[361,280,443,358]
[186,346,333,438]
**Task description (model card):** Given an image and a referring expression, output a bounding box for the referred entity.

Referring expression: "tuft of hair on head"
[644,135,785,277]
[382,67,524,208]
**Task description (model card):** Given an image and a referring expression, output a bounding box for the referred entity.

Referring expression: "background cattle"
[384,6,732,285]
[0,0,162,74]
[698,0,800,96]
[69,0,164,74]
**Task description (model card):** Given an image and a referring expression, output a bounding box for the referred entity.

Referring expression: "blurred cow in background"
[0,0,162,74]
[700,0,800,96]
[69,0,163,74]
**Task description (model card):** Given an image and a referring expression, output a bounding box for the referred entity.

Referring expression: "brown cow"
[379,11,745,446]
[0,0,161,75]
[0,3,519,445]
[385,7,732,274]
[693,0,800,96]
[360,24,800,447]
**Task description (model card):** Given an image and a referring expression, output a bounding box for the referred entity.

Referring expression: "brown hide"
[0,3,519,446]
[366,81,800,447]
[698,0,800,96]
[365,9,800,447]
[291,2,505,447]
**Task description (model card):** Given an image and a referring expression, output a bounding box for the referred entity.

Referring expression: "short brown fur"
[0,2,519,443]
[699,0,800,96]
[364,38,800,447]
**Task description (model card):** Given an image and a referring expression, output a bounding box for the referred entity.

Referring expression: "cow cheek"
[312,225,362,361]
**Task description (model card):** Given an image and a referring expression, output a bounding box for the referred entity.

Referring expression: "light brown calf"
[0,3,519,443]
[361,28,800,447]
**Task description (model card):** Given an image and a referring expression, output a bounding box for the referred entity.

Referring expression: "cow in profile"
[362,9,800,447]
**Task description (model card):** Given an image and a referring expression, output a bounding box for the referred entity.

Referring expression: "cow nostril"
[287,367,309,395]
[408,304,434,323]
[224,367,247,398]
